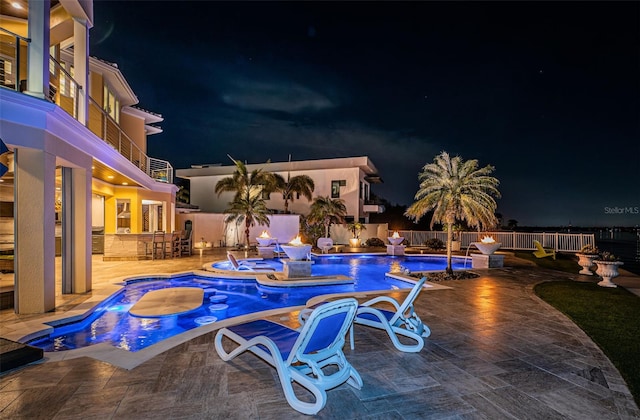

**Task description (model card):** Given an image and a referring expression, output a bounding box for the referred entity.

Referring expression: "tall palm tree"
[216,157,277,248]
[405,151,500,274]
[275,172,315,214]
[223,185,271,248]
[215,156,279,200]
[307,196,347,238]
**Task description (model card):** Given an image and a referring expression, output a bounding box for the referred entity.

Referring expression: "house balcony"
[363,201,385,214]
[0,26,172,184]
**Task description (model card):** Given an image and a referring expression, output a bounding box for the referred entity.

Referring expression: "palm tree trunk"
[245,219,251,250]
[284,198,289,214]
[446,222,453,274]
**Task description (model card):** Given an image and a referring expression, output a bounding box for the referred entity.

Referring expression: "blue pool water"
[29,255,465,352]
[213,254,470,276]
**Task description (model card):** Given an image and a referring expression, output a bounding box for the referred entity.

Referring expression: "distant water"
[595,230,640,275]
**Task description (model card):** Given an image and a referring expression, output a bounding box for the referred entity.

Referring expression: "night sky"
[90,1,639,227]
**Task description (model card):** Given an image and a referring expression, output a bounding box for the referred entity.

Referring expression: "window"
[103,84,120,123]
[116,199,131,233]
[142,202,164,233]
[0,56,14,86]
[331,180,346,198]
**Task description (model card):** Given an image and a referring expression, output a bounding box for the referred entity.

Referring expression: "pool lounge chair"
[227,252,275,271]
[352,276,431,353]
[532,240,556,260]
[214,298,363,415]
[299,276,431,353]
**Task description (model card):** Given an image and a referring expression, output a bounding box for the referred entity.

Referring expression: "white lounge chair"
[227,252,275,271]
[354,276,430,352]
[299,277,431,353]
[214,298,363,415]
[317,237,333,254]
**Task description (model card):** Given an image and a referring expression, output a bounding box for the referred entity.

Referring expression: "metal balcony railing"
[0,26,173,184]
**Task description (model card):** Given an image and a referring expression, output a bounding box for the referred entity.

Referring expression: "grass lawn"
[513,251,579,273]
[534,281,640,406]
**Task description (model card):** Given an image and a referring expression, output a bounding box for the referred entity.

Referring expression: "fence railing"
[88,97,173,183]
[0,27,29,93]
[49,55,81,118]
[392,230,595,252]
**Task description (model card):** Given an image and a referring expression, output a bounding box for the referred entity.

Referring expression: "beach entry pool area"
[28,255,465,353]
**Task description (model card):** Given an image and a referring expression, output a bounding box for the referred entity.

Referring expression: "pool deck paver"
[0,249,639,419]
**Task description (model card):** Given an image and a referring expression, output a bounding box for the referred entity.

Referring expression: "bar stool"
[152,231,166,260]
[169,231,182,258]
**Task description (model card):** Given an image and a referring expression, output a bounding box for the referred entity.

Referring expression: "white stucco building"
[176,156,385,222]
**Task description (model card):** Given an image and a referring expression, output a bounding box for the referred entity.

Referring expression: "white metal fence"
[393,231,595,252]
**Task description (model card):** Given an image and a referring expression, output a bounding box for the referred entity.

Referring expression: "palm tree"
[176,185,190,204]
[307,196,347,238]
[405,151,501,274]
[214,156,279,200]
[223,185,271,248]
[346,221,366,239]
[216,157,278,248]
[275,172,315,214]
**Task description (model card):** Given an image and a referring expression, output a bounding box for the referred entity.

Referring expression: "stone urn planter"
[593,260,624,288]
[576,253,599,275]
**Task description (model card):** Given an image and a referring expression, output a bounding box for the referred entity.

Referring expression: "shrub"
[424,238,444,250]
[579,244,599,255]
[365,237,385,247]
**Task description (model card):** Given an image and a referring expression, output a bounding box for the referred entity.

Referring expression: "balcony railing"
[0,26,173,184]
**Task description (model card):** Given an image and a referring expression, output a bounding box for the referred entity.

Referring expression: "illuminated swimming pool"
[212,254,470,276]
[29,255,466,353]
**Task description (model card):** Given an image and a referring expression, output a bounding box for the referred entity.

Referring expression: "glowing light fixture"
[12,2,23,10]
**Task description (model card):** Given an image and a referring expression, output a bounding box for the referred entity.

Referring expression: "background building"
[177,156,385,222]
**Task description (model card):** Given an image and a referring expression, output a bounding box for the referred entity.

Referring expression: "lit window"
[331,180,346,198]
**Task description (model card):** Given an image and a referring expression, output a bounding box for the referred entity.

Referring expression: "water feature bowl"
[473,242,502,255]
[256,237,274,247]
[388,237,404,246]
[281,244,312,261]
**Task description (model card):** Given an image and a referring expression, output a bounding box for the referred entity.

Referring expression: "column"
[62,167,92,294]
[26,0,50,100]
[73,18,89,125]
[14,149,56,313]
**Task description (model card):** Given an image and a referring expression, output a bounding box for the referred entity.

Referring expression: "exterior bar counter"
[103,233,169,261]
